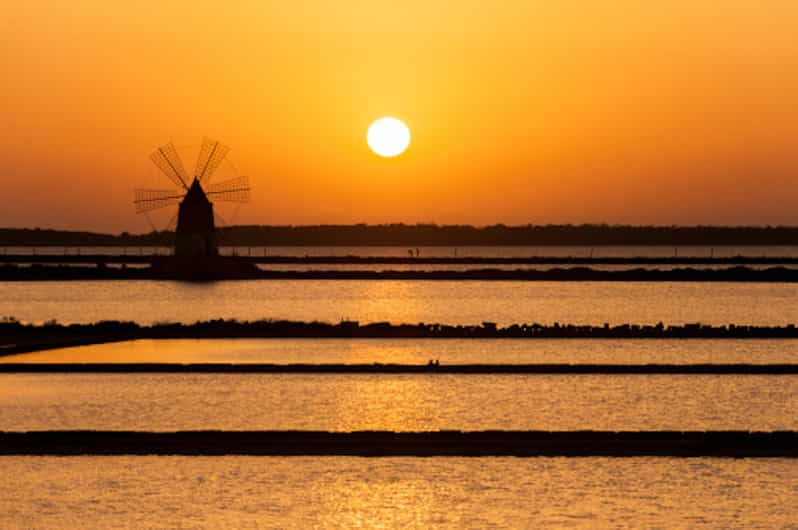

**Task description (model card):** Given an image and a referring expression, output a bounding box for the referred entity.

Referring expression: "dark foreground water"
[0,457,795,528]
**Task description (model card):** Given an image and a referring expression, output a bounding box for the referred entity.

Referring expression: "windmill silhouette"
[134,138,250,257]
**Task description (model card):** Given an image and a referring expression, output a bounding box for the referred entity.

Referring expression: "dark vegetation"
[3,318,798,356]
[3,264,798,282]
[6,224,798,246]
[1,430,796,457]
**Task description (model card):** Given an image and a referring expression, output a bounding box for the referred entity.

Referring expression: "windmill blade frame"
[134,189,185,214]
[165,210,179,233]
[150,142,190,190]
[205,175,251,203]
[134,138,251,252]
[194,137,230,184]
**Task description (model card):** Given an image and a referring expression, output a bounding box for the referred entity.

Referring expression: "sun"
[367,117,410,157]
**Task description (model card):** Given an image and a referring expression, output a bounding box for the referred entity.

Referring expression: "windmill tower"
[134,138,251,257]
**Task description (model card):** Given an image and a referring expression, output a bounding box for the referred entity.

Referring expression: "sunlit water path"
[3,269,796,527]
[3,338,798,364]
[3,280,798,325]
[0,456,795,528]
[1,373,795,431]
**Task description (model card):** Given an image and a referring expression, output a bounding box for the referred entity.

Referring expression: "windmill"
[134,138,251,257]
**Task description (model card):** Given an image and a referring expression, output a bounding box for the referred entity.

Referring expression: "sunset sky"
[2,1,798,232]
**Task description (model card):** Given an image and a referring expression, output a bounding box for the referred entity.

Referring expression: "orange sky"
[2,1,798,232]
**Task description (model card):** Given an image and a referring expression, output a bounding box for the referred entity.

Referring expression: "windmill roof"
[183,179,211,205]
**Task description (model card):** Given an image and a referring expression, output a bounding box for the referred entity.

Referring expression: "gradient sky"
[2,1,798,232]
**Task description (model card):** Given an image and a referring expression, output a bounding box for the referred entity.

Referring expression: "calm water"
[3,268,796,525]
[3,280,798,325]
[2,373,795,431]
[6,245,798,258]
[0,457,795,528]
[4,338,798,364]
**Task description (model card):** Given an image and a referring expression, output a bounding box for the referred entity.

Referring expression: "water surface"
[3,280,797,325]
[2,373,794,431]
[0,457,794,528]
[3,338,798,365]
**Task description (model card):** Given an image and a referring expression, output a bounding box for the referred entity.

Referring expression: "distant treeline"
[5,224,798,247]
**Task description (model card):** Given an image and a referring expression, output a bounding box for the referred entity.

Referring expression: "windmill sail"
[150,143,190,190]
[205,175,251,203]
[194,137,230,184]
[134,189,184,213]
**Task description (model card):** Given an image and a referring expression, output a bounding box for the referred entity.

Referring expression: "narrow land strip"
[1,431,795,457]
[4,254,798,265]
[3,264,798,281]
[2,363,798,374]
[4,320,798,357]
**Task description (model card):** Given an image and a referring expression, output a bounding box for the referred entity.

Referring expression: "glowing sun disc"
[367,117,410,157]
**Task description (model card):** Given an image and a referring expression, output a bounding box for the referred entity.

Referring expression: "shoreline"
[5,254,798,265]
[1,430,795,457]
[3,264,798,282]
[2,362,798,374]
[3,319,798,356]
